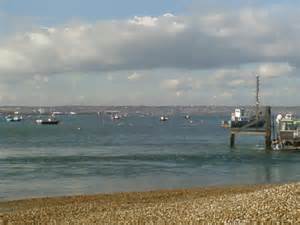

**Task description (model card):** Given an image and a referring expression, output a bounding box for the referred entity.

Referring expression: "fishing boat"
[225,76,265,129]
[230,108,265,128]
[36,116,59,125]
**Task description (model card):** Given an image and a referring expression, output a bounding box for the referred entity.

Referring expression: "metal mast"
[256,75,260,120]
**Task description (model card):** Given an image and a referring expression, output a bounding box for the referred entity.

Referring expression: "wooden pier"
[230,106,272,149]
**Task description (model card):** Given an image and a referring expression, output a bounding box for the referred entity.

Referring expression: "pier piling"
[265,106,272,150]
[230,133,235,148]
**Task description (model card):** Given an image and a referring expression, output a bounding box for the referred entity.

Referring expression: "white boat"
[185,115,191,120]
[5,112,23,122]
[69,111,77,115]
[38,108,45,114]
[111,114,121,120]
[52,111,63,115]
[160,115,168,121]
[5,115,23,122]
[36,117,59,125]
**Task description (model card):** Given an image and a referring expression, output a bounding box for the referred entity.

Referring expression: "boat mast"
[256,75,260,120]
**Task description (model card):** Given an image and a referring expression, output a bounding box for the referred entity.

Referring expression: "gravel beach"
[0,183,299,224]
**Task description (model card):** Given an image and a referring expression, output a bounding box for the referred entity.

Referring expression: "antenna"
[256,75,260,120]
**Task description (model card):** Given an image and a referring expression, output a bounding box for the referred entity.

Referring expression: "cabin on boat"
[274,113,300,149]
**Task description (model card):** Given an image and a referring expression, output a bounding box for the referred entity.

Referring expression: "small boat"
[184,115,191,120]
[69,111,77,115]
[111,114,121,120]
[38,108,45,114]
[52,111,63,115]
[160,115,168,121]
[36,117,59,125]
[5,112,23,122]
[221,120,230,128]
[5,115,23,122]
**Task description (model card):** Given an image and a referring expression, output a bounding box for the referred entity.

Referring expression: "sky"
[0,0,300,106]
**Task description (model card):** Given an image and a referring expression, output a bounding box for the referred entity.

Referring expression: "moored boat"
[184,115,191,120]
[272,113,300,150]
[221,120,230,128]
[36,117,59,125]
[5,115,23,122]
[111,114,121,120]
[160,115,168,121]
[230,108,265,129]
[5,112,23,122]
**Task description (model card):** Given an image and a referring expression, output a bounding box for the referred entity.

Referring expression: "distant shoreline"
[1,105,300,117]
[1,182,298,224]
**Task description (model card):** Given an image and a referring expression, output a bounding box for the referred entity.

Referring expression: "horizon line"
[1,105,300,108]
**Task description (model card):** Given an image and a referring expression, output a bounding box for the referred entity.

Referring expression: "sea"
[0,113,299,200]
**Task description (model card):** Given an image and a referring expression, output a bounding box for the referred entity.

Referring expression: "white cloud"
[161,79,180,90]
[161,77,199,96]
[210,62,295,90]
[27,32,52,46]
[211,68,254,88]
[127,72,143,81]
[1,7,300,79]
[106,74,114,81]
[257,63,294,78]
[33,74,49,83]
[1,5,300,105]
[220,91,233,98]
[129,16,158,27]
[228,79,247,86]
[163,13,175,18]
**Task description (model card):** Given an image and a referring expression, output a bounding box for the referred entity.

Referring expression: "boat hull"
[5,117,22,122]
[231,120,265,129]
[36,120,59,125]
[40,121,59,125]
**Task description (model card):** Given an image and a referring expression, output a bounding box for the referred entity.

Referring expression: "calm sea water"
[0,114,299,200]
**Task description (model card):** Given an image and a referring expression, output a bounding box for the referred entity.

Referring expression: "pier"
[229,106,272,149]
[229,76,272,150]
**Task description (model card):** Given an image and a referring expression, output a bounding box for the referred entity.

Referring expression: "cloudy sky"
[0,0,299,106]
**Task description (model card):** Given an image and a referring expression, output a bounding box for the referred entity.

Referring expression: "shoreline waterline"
[0,182,283,204]
[0,182,299,224]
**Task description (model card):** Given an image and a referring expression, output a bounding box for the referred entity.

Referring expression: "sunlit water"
[0,114,299,200]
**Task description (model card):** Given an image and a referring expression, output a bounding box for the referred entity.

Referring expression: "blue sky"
[1,0,191,23]
[1,0,292,22]
[0,1,300,106]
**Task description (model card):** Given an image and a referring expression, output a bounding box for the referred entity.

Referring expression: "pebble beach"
[0,182,299,224]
